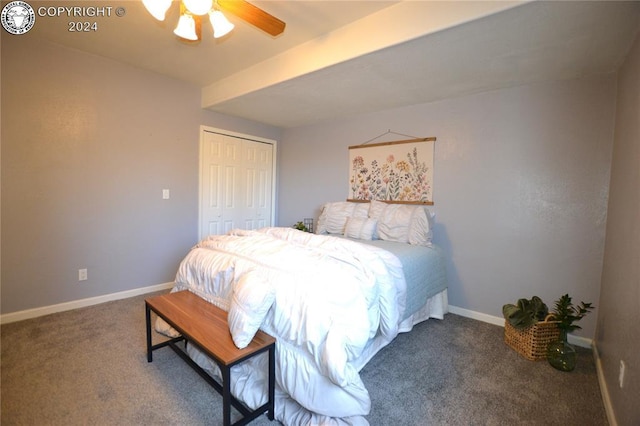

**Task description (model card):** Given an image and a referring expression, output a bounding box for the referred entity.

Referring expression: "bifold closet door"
[200,131,273,239]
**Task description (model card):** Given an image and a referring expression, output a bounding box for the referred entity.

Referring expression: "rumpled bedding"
[159,227,409,425]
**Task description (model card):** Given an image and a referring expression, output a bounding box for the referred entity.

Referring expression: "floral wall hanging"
[348,137,435,205]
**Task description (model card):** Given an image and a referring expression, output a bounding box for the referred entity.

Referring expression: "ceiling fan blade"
[217,0,285,36]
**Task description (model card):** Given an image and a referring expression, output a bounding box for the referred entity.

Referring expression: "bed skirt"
[399,288,448,332]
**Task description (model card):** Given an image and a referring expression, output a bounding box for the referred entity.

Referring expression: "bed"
[156,200,447,425]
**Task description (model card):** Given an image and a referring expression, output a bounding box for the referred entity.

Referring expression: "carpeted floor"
[1,291,607,425]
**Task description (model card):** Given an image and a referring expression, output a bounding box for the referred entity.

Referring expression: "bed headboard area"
[316,200,434,247]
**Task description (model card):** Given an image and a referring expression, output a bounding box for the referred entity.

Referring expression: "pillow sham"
[316,201,369,234]
[228,271,275,349]
[368,200,433,246]
[343,217,377,240]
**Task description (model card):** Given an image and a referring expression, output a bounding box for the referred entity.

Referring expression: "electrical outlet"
[162,189,170,199]
[78,268,88,281]
[619,360,626,388]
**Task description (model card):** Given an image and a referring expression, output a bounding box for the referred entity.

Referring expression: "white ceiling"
[31,1,640,128]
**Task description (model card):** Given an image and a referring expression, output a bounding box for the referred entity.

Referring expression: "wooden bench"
[145,290,276,426]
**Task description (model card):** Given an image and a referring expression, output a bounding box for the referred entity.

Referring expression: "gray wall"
[278,74,617,341]
[1,35,281,313]
[597,34,640,426]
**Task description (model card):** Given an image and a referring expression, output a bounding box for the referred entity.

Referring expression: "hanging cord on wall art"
[360,129,420,145]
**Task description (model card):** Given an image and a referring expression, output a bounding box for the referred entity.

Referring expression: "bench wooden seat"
[145,290,276,426]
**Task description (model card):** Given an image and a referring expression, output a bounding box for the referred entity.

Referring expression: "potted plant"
[546,294,594,372]
[502,296,559,361]
[292,221,309,232]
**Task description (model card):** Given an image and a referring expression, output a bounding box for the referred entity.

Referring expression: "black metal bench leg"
[223,366,231,426]
[268,346,275,420]
[146,303,153,362]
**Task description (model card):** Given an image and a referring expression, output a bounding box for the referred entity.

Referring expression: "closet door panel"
[200,130,274,240]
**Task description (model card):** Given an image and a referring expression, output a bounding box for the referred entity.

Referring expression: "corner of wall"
[593,341,619,426]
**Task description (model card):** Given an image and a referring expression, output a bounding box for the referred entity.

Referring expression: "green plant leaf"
[552,294,594,332]
[503,296,549,329]
[292,221,308,232]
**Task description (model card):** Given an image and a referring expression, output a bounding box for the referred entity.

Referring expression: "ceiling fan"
[142,0,286,41]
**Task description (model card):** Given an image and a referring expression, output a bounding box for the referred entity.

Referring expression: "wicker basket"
[504,315,560,361]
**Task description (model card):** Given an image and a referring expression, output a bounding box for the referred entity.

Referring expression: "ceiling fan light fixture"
[173,13,199,40]
[142,0,172,21]
[141,0,284,41]
[183,0,213,16]
[209,10,234,38]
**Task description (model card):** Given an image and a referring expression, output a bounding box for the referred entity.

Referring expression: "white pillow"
[407,206,433,246]
[154,316,181,338]
[368,200,433,246]
[352,202,370,218]
[316,201,369,234]
[368,200,388,219]
[228,271,275,349]
[343,217,377,240]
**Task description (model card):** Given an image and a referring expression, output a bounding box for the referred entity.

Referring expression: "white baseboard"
[567,334,592,349]
[593,342,618,426]
[448,304,593,348]
[0,282,175,325]
[448,305,505,326]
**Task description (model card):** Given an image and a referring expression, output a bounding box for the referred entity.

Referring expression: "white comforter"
[163,227,407,425]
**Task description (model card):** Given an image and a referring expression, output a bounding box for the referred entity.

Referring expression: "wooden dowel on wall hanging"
[349,137,436,150]
[346,199,434,206]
